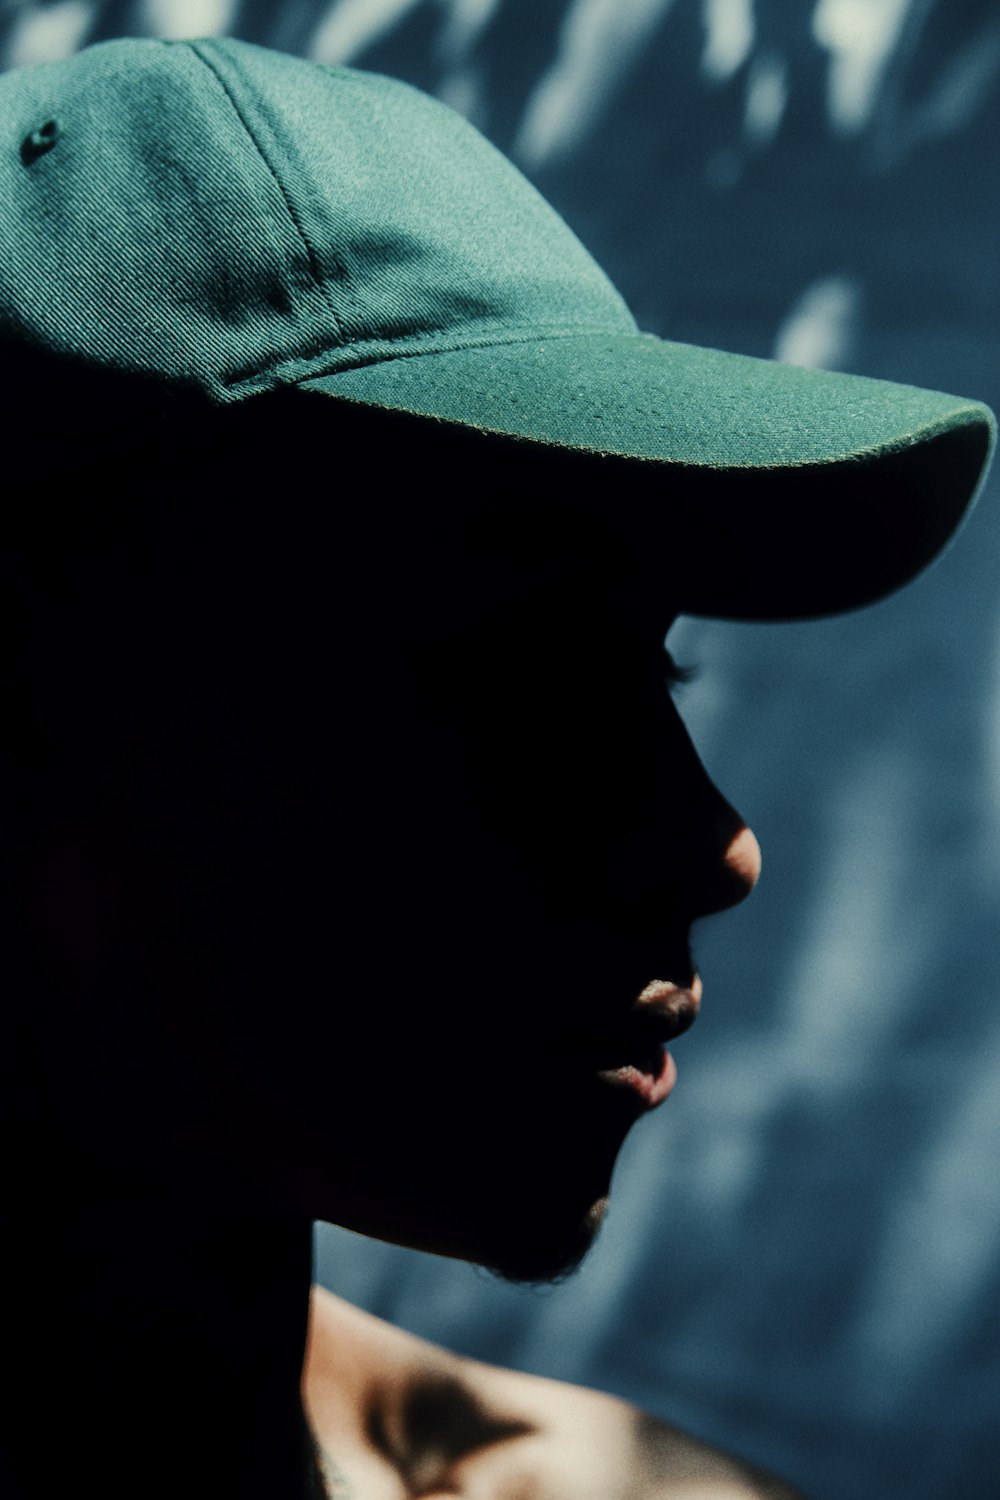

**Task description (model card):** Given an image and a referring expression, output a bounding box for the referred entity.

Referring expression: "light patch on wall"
[309,0,425,66]
[850,1017,1000,1421]
[743,50,787,146]
[878,18,1000,168]
[913,22,1000,143]
[812,0,914,135]
[769,745,930,1093]
[702,0,756,83]
[773,274,861,371]
[436,68,482,122]
[438,0,502,67]
[3,1,93,67]
[436,0,501,125]
[513,0,678,172]
[141,0,236,38]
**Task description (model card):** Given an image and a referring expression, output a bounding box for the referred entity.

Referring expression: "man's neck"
[3,1163,322,1498]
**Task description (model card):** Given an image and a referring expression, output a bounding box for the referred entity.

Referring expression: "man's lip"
[571,973,702,1108]
[633,973,703,1038]
[596,1047,678,1108]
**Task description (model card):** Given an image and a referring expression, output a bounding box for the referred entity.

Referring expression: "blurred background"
[6,3,996,1496]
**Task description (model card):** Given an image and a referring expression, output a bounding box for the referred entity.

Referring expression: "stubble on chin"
[487,1194,610,1287]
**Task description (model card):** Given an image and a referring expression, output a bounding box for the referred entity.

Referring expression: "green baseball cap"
[1,35,994,619]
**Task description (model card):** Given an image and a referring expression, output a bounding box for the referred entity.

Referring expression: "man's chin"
[481,1194,610,1287]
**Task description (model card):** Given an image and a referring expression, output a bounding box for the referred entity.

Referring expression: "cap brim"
[298,333,996,621]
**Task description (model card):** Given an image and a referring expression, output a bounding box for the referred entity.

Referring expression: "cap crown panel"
[0,36,635,402]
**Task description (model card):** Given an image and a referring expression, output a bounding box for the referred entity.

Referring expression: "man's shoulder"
[630,1406,807,1496]
[304,1288,807,1498]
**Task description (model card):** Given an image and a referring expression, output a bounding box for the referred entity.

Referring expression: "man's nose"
[606,779,761,927]
[705,815,762,916]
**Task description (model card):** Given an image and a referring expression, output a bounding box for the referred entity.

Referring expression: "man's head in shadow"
[6,380,766,1285]
[1,35,991,1297]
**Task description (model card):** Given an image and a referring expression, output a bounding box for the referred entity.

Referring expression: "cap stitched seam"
[220,321,630,393]
[182,38,348,346]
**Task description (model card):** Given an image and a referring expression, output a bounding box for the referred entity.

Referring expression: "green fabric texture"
[303,333,990,469]
[0,35,633,397]
[0,33,994,616]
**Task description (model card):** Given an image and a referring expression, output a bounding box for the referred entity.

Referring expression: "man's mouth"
[573,975,702,1110]
[595,1046,678,1107]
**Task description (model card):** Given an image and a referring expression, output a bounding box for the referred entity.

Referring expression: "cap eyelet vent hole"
[20,118,62,165]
